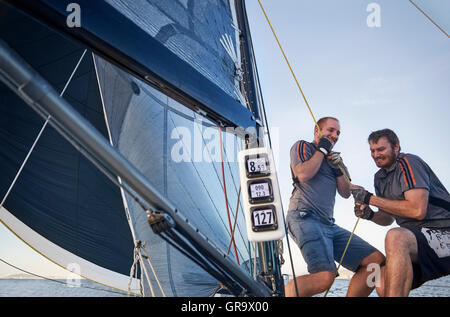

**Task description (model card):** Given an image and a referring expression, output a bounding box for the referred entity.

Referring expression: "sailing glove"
[327,152,350,179]
[327,152,351,180]
[350,185,373,205]
[327,152,342,168]
[354,203,374,220]
[317,135,333,156]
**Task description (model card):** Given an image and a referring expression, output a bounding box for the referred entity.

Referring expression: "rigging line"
[222,138,249,251]
[136,247,155,297]
[167,111,245,256]
[29,98,150,214]
[257,1,358,297]
[2,63,157,297]
[0,49,87,207]
[160,230,238,292]
[93,54,164,297]
[194,112,249,253]
[254,242,257,280]
[137,248,158,297]
[219,126,240,265]
[256,0,321,135]
[140,245,167,297]
[165,217,251,293]
[170,110,249,259]
[0,257,128,296]
[210,185,242,296]
[227,186,241,257]
[128,247,148,297]
[409,0,449,38]
[258,1,352,185]
[8,82,152,296]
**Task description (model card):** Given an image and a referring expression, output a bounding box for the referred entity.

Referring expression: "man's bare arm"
[336,174,350,198]
[293,151,325,182]
[369,188,429,220]
[371,209,395,226]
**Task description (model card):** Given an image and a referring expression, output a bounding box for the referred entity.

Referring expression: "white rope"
[128,244,151,297]
[128,241,167,297]
[138,250,146,297]
[141,245,167,297]
[137,247,154,297]
[0,49,87,207]
[128,247,142,296]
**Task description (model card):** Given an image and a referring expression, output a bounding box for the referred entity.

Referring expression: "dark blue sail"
[0,1,135,290]
[0,0,267,296]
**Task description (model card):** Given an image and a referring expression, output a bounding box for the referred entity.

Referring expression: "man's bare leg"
[384,228,418,297]
[285,271,335,297]
[346,250,385,297]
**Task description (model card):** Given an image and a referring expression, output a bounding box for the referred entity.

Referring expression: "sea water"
[0,279,126,297]
[323,275,450,297]
[0,275,449,297]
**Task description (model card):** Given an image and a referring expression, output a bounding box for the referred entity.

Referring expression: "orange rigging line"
[218,126,240,265]
[409,0,449,38]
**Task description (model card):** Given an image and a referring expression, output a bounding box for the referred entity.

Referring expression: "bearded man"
[351,128,450,297]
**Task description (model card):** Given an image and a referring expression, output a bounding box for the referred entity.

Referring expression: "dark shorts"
[286,210,379,274]
[405,226,450,289]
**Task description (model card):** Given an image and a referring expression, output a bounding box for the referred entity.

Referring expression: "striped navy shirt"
[374,153,450,228]
[288,140,338,224]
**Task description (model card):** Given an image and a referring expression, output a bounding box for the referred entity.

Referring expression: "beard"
[374,150,397,170]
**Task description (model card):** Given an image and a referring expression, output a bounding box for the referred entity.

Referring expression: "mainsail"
[0,0,281,296]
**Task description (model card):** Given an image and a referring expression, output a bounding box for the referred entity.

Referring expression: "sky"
[0,0,449,282]
[245,0,450,276]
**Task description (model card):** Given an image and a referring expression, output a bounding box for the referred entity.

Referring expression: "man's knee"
[385,228,416,254]
[314,271,335,290]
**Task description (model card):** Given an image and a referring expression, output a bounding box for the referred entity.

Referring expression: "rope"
[256,0,321,135]
[140,245,166,297]
[0,49,87,207]
[218,126,240,265]
[210,185,241,296]
[256,0,360,297]
[128,245,146,296]
[226,186,241,257]
[409,0,449,38]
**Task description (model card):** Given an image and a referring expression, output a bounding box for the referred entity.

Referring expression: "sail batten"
[8,0,260,130]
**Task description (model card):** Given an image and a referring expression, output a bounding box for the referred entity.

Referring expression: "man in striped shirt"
[285,117,384,297]
[352,129,450,296]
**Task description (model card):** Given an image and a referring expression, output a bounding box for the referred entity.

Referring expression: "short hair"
[368,129,401,150]
[316,117,339,129]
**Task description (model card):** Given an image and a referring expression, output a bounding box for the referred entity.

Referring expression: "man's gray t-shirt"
[374,153,450,228]
[288,140,337,224]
